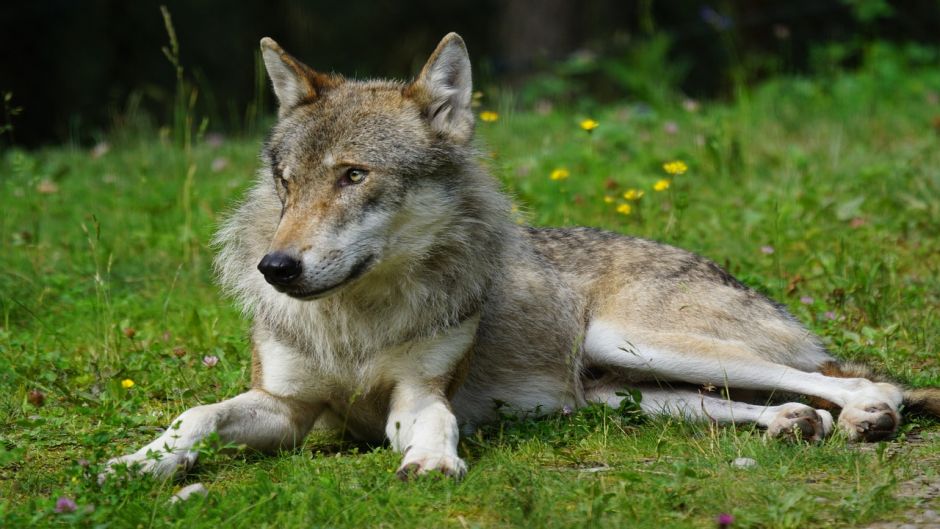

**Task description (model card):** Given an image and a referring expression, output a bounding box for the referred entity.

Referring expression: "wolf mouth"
[284,254,375,300]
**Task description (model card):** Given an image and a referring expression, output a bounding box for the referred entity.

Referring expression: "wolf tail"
[819,361,940,418]
[903,388,940,417]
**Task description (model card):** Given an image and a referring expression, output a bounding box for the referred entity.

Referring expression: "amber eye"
[339,167,369,187]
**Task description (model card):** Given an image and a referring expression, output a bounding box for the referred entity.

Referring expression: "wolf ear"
[408,33,474,143]
[260,37,338,117]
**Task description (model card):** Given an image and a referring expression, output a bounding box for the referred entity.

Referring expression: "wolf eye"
[339,168,369,187]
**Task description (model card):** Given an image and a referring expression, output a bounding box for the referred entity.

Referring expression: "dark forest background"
[2,0,939,147]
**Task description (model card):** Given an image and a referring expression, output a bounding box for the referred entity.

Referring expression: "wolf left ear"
[407,33,474,143]
[260,37,339,117]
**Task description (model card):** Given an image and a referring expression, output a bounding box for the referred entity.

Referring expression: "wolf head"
[255,33,476,300]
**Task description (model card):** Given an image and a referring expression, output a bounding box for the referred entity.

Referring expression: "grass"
[2,46,940,527]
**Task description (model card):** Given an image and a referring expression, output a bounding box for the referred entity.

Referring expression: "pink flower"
[716,513,734,527]
[54,496,77,513]
[202,355,219,368]
[760,245,775,255]
[663,121,679,135]
[800,296,814,305]
[824,311,837,320]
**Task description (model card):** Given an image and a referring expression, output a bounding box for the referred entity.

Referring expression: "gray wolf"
[103,33,940,480]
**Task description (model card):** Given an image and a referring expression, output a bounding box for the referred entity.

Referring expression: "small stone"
[170,483,207,503]
[924,509,938,520]
[732,457,757,469]
[27,389,45,407]
[898,524,916,529]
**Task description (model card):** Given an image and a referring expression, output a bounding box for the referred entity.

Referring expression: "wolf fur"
[103,33,939,480]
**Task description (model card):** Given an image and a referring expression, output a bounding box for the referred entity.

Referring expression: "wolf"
[104,33,940,480]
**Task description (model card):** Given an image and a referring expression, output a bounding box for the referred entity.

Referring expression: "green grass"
[2,50,940,527]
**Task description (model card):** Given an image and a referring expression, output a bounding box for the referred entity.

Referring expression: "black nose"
[257,252,302,286]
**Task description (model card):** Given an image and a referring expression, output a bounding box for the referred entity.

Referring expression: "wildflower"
[211,157,229,173]
[561,404,573,416]
[653,179,671,192]
[550,168,570,181]
[824,311,837,321]
[202,355,219,368]
[616,204,632,215]
[603,196,615,204]
[683,98,700,113]
[800,296,814,305]
[479,110,499,122]
[205,132,225,148]
[760,245,775,255]
[623,189,644,201]
[54,496,77,514]
[715,513,734,528]
[580,119,599,132]
[121,379,135,389]
[662,160,688,175]
[663,121,679,135]
[122,327,136,339]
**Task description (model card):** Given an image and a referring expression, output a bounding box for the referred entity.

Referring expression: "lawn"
[1,44,939,528]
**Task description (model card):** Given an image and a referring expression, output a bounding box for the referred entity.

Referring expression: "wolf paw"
[396,448,467,481]
[766,404,833,442]
[838,401,899,442]
[98,448,196,484]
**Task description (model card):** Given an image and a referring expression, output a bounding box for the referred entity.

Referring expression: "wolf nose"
[258,252,302,286]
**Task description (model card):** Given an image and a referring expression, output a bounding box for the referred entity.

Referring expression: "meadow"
[1,43,939,528]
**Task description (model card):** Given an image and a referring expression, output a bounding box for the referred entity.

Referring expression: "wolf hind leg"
[583,320,902,441]
[586,383,833,441]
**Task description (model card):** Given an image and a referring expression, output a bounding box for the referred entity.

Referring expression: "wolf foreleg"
[386,382,466,479]
[101,389,320,480]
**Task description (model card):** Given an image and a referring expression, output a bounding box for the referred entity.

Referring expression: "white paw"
[838,401,899,442]
[396,447,467,480]
[98,447,197,484]
[766,403,833,442]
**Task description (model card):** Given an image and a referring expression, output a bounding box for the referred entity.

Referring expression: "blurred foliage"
[1,0,940,147]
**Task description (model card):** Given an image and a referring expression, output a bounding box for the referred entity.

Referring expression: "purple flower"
[716,513,734,527]
[202,355,219,368]
[54,496,77,513]
[700,6,733,31]
[760,245,775,255]
[800,296,814,305]
[663,121,679,135]
[824,311,837,320]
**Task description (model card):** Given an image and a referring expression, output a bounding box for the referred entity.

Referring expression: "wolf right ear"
[407,33,474,143]
[260,37,339,117]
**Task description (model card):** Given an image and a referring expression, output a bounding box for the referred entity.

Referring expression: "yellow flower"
[616,203,632,215]
[653,179,671,191]
[550,168,570,181]
[121,379,135,389]
[662,160,688,175]
[479,111,499,122]
[623,189,645,200]
[603,195,614,204]
[580,119,599,132]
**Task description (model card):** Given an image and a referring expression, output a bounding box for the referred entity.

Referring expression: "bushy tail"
[903,388,940,417]
[819,361,940,418]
